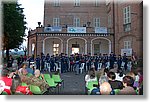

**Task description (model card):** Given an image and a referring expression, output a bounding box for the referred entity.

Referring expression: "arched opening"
[43,37,63,55]
[91,37,111,55]
[67,37,87,55]
[29,39,36,56]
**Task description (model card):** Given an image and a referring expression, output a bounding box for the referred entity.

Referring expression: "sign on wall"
[95,27,107,33]
[67,27,86,33]
[44,27,62,32]
[121,48,132,56]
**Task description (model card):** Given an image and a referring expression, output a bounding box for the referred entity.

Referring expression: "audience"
[118,76,137,95]
[10,76,32,95]
[107,71,123,90]
[85,68,97,86]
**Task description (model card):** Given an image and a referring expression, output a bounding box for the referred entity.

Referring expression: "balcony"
[28,26,114,37]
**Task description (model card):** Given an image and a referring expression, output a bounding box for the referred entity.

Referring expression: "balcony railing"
[36,32,114,37]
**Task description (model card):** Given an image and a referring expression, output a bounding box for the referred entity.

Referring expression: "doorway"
[72,44,79,54]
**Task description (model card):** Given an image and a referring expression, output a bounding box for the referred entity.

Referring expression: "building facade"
[28,0,143,59]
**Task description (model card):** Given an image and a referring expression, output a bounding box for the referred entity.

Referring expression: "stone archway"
[67,37,87,55]
[91,37,111,55]
[43,37,63,55]
[29,39,36,56]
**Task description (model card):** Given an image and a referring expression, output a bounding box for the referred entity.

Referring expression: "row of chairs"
[85,80,138,95]
[1,73,64,95]
[30,73,64,95]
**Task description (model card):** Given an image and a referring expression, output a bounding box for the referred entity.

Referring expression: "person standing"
[109,52,115,69]
[122,53,128,71]
[117,55,122,70]
[35,55,41,70]
[41,53,45,72]
[7,55,14,68]
[75,54,80,75]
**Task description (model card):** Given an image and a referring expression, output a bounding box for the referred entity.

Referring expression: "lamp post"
[23,46,27,56]
[99,41,101,54]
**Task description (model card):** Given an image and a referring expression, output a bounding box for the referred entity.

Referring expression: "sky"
[18,0,44,47]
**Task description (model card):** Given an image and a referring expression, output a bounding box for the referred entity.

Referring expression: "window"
[74,0,80,6]
[108,15,111,27]
[53,0,60,7]
[124,41,131,49]
[53,18,60,27]
[95,0,100,7]
[123,6,131,32]
[74,17,80,27]
[53,44,59,55]
[123,23,131,32]
[94,18,100,27]
[123,6,131,24]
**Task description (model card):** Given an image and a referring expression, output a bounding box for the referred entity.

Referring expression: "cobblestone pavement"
[58,71,87,95]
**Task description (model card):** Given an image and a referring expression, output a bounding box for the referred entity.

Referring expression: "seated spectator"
[91,76,114,95]
[0,69,13,95]
[18,63,27,75]
[34,69,45,80]
[96,68,105,80]
[0,80,5,94]
[115,69,125,81]
[26,65,34,75]
[118,76,137,95]
[107,71,123,90]
[85,68,97,86]
[126,72,136,81]
[100,82,113,95]
[10,76,32,95]
[19,70,49,93]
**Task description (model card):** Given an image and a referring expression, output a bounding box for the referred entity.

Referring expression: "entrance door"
[72,44,79,54]
[94,44,100,54]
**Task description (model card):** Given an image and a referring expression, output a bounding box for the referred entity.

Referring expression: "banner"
[95,27,107,33]
[121,48,132,56]
[44,27,62,32]
[67,27,86,33]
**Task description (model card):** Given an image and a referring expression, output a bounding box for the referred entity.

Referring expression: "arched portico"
[43,37,63,55]
[91,37,111,55]
[66,37,87,55]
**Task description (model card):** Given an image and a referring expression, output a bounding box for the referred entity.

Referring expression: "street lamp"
[23,47,27,56]
[99,41,101,53]
[38,22,41,27]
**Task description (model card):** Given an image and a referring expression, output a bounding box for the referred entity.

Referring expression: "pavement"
[55,71,87,95]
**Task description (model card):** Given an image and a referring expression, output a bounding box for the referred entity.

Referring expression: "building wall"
[113,1,143,58]
[28,0,143,58]
[44,0,107,28]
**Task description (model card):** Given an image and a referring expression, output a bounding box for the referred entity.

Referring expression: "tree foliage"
[3,1,27,59]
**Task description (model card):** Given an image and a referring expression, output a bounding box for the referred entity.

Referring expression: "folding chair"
[54,63,61,73]
[86,81,98,95]
[97,63,102,71]
[52,74,64,89]
[79,63,85,74]
[29,85,43,95]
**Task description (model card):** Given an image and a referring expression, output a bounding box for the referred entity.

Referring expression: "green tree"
[3,1,27,61]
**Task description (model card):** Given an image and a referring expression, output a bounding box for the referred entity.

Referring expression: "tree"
[3,1,27,61]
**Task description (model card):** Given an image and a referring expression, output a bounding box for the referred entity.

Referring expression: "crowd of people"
[14,52,138,74]
[84,66,143,95]
[0,51,143,95]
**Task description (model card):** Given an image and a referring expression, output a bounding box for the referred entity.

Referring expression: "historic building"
[27,0,143,59]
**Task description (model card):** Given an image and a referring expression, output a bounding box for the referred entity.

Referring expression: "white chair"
[85,62,88,71]
[79,63,85,74]
[106,62,110,69]
[97,63,102,71]
[54,63,61,73]
[121,62,125,69]
[127,61,132,71]
[46,63,51,72]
